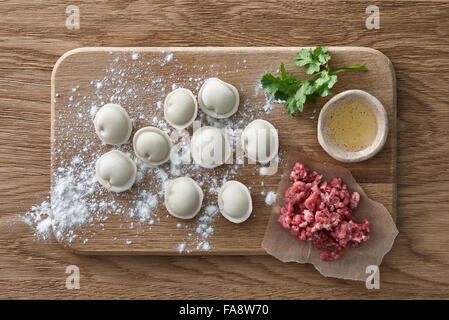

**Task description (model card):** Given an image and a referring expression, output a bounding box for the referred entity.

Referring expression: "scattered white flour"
[51,169,91,240]
[22,53,284,252]
[131,52,140,60]
[263,93,276,114]
[265,191,277,206]
[22,201,52,240]
[130,190,158,222]
[191,205,220,251]
[178,243,186,253]
[165,53,173,63]
[197,241,211,251]
[36,217,52,238]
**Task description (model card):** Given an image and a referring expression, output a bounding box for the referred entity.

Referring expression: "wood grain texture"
[51,47,396,255]
[1,0,449,299]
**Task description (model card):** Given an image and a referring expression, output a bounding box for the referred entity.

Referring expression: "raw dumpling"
[164,88,198,129]
[198,77,239,119]
[94,103,132,145]
[241,119,279,164]
[133,127,172,165]
[191,126,231,168]
[95,150,137,192]
[165,177,203,219]
[218,181,252,223]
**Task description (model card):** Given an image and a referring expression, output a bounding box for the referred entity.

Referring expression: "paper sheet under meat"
[262,151,399,281]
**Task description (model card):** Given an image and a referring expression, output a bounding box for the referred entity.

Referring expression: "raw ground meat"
[278,162,370,261]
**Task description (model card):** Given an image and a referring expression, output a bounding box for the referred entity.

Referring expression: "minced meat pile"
[278,162,370,261]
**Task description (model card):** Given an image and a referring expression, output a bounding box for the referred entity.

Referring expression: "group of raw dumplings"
[94,77,278,224]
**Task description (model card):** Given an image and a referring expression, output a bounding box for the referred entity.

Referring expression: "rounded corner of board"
[363,47,396,77]
[51,48,94,83]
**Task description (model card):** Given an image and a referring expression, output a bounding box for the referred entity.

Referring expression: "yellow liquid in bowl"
[326,100,378,152]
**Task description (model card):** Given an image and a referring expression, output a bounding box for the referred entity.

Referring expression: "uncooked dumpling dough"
[218,181,252,223]
[94,103,132,145]
[198,77,239,119]
[95,150,137,192]
[165,177,203,219]
[191,126,231,168]
[164,88,198,129]
[133,127,172,165]
[241,119,279,164]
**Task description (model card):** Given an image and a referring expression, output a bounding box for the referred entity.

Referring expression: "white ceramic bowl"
[317,89,389,163]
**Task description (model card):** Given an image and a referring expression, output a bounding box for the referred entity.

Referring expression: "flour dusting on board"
[21,50,282,252]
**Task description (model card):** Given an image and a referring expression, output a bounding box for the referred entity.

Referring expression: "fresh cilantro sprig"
[261,47,368,116]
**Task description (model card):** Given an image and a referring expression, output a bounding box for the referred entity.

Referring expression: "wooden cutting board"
[51,47,396,255]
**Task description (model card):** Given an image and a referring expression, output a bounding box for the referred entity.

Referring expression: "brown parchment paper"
[262,151,399,281]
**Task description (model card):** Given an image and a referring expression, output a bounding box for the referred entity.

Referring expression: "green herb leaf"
[260,74,281,94]
[261,69,302,103]
[286,96,297,116]
[313,46,331,65]
[314,70,338,97]
[294,81,312,113]
[295,46,331,75]
[280,62,287,79]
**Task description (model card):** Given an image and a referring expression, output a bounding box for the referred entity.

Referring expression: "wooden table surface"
[1,0,448,299]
